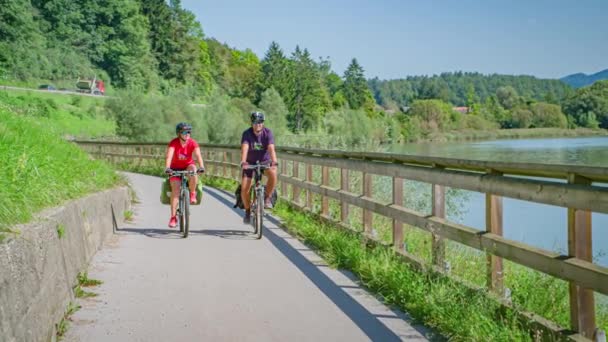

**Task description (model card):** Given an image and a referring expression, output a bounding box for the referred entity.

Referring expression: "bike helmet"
[250,111,265,124]
[175,122,192,134]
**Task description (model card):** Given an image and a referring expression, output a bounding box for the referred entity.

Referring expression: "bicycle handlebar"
[169,170,198,177]
[243,162,273,170]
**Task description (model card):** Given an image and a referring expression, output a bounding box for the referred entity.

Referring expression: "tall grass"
[0,108,119,235]
[0,90,115,139]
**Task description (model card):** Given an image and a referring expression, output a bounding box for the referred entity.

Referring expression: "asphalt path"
[65,172,435,342]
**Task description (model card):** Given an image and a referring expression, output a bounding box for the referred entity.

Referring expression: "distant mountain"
[560,69,608,88]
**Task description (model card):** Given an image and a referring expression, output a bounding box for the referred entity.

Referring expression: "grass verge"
[0,103,120,236]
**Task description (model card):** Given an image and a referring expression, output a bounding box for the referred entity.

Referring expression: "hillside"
[561,69,608,88]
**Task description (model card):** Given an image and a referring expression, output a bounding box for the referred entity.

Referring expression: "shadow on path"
[204,186,439,341]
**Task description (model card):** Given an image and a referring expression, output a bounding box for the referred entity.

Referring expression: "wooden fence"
[75,140,608,340]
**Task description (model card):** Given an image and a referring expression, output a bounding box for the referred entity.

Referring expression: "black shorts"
[242,161,270,179]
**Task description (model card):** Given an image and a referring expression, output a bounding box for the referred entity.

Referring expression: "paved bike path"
[65,172,434,341]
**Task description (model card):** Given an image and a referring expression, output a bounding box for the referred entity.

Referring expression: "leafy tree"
[496,86,520,110]
[288,46,329,132]
[408,99,454,132]
[509,108,534,128]
[259,87,289,138]
[323,108,381,147]
[562,80,608,128]
[530,102,567,128]
[260,41,291,100]
[342,58,375,112]
[418,77,450,102]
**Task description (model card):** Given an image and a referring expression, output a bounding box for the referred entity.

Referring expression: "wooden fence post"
[280,161,287,198]
[341,169,349,224]
[293,161,300,205]
[222,152,227,178]
[486,170,504,295]
[363,173,373,236]
[306,164,313,209]
[432,179,446,267]
[568,173,596,338]
[321,166,329,217]
[393,177,404,251]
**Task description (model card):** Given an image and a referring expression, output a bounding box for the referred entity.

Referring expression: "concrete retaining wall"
[0,187,130,342]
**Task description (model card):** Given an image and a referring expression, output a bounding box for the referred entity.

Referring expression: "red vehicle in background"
[76,76,105,95]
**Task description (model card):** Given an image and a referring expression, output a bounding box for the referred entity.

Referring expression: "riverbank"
[416,127,608,143]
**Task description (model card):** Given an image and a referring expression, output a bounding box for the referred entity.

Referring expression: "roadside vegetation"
[2,2,606,150]
[0,90,115,138]
[0,96,119,239]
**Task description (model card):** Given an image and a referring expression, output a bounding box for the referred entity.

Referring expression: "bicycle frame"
[170,170,197,238]
[245,161,271,239]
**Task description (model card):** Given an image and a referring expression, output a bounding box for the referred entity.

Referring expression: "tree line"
[1,0,606,146]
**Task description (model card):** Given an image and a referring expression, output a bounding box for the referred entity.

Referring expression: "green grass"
[0,90,115,139]
[74,271,101,300]
[77,271,103,287]
[124,210,134,222]
[0,106,120,234]
[57,224,66,239]
[55,302,80,341]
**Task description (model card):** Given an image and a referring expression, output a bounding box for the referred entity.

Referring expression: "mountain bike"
[169,170,198,238]
[243,161,272,239]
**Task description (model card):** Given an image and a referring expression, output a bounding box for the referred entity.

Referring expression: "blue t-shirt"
[241,127,274,164]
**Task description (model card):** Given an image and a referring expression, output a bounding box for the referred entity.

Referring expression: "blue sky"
[181,0,608,80]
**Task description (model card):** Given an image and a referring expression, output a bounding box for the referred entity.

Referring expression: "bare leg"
[241,176,253,211]
[170,180,180,217]
[264,168,277,200]
[186,164,197,194]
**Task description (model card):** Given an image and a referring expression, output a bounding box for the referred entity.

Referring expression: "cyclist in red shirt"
[164,122,205,228]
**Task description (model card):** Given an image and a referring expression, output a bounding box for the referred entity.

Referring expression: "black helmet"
[250,111,265,124]
[175,122,192,134]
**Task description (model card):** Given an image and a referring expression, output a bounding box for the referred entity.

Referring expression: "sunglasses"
[180,131,191,135]
[252,121,264,125]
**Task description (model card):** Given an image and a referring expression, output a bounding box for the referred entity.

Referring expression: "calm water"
[389,137,608,266]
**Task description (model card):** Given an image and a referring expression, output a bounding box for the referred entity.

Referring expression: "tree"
[408,99,454,132]
[287,46,330,132]
[259,88,289,138]
[562,80,608,128]
[530,102,567,128]
[342,58,375,111]
[417,77,450,103]
[496,86,520,109]
[260,41,290,99]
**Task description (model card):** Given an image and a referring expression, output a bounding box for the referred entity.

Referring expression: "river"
[388,136,608,267]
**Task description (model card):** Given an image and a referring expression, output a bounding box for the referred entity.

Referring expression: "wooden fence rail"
[74,140,608,340]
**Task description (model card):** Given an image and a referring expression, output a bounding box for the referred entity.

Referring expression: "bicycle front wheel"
[255,188,263,239]
[179,195,185,233]
[183,195,190,238]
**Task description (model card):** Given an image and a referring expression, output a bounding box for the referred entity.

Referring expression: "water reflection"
[388,136,608,266]
[390,136,608,167]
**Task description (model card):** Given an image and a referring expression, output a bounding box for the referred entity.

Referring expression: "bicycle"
[169,170,198,238]
[243,161,273,239]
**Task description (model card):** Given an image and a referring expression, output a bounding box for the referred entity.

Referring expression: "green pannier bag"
[160,178,203,205]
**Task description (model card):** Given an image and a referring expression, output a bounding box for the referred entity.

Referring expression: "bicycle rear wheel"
[255,187,263,239]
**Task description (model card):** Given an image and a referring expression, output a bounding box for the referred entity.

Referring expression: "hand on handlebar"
[197,167,205,174]
[240,161,249,169]
[164,167,173,175]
